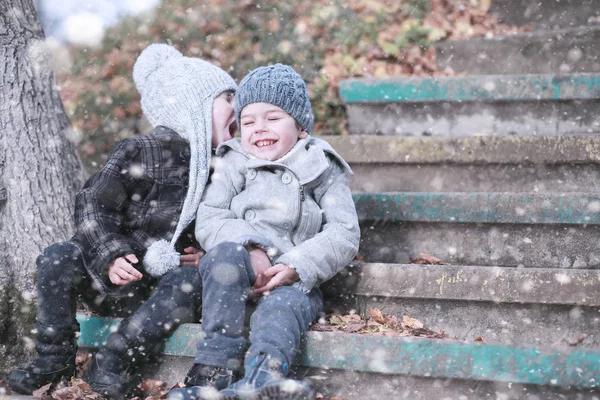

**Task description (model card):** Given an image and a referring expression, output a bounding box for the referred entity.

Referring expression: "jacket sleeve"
[73,139,139,275]
[195,154,274,252]
[276,160,361,293]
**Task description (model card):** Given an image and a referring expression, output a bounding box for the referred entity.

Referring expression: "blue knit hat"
[235,64,314,133]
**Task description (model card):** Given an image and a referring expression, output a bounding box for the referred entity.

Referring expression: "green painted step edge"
[353,192,600,225]
[339,74,600,103]
[324,263,600,306]
[76,313,600,388]
[321,135,600,164]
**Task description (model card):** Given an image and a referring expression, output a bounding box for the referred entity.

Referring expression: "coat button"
[247,169,257,180]
[245,209,256,221]
[282,172,292,184]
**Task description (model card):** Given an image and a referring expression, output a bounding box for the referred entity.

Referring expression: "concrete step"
[339,74,600,137]
[76,312,600,399]
[324,135,600,193]
[324,263,600,345]
[435,26,600,75]
[490,0,600,30]
[354,192,600,269]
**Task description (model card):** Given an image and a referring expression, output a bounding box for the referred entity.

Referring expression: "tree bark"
[0,0,85,373]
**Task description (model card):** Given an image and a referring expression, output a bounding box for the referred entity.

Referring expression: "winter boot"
[8,324,77,395]
[166,363,238,400]
[219,353,314,400]
[9,355,75,395]
[86,314,176,399]
[86,348,133,400]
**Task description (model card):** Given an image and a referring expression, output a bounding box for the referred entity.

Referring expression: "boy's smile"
[240,102,307,161]
[255,139,276,147]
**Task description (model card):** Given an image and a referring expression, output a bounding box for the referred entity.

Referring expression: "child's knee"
[199,243,252,287]
[161,265,200,287]
[200,242,247,273]
[36,241,82,279]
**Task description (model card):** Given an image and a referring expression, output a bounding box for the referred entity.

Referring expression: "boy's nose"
[254,120,267,133]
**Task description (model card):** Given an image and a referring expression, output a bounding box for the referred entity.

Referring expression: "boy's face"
[211,91,237,149]
[240,102,307,161]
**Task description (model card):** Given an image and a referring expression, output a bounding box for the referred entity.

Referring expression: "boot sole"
[88,385,127,400]
[8,366,74,396]
[221,382,314,400]
[258,383,314,400]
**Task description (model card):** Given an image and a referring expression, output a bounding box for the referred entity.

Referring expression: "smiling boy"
[168,64,360,400]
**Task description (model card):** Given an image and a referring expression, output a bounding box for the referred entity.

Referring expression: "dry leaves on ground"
[410,252,445,265]
[0,379,11,396]
[312,308,446,339]
[552,335,588,347]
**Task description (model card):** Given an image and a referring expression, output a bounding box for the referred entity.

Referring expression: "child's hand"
[254,263,299,294]
[247,247,272,289]
[108,254,143,286]
[180,246,205,267]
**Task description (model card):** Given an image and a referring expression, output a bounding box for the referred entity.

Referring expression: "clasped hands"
[247,246,299,295]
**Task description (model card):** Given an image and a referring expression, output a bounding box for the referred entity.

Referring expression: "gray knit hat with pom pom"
[133,43,236,277]
[235,63,313,133]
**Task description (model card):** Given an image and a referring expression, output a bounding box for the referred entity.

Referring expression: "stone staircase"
[68,2,600,400]
[318,1,600,398]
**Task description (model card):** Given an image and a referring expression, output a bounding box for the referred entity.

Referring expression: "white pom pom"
[143,239,180,277]
[133,44,183,94]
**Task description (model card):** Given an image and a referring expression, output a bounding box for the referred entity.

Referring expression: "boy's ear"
[299,129,308,139]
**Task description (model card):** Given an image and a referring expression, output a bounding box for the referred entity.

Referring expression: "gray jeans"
[35,240,202,360]
[195,242,323,372]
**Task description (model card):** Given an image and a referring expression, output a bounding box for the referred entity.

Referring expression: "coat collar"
[217,136,352,185]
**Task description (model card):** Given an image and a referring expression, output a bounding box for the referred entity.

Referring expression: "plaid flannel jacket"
[72,126,198,292]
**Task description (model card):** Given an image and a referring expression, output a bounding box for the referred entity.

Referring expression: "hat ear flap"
[133,44,183,94]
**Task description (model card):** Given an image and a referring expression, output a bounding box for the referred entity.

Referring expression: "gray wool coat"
[195,136,360,293]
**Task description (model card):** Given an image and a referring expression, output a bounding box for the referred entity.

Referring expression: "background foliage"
[55,0,523,173]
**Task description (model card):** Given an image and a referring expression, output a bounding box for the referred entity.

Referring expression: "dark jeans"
[195,242,323,372]
[35,241,202,359]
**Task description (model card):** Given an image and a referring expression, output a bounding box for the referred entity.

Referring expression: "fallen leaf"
[410,253,444,265]
[51,385,85,400]
[552,335,587,347]
[353,253,366,262]
[474,336,484,342]
[33,382,53,398]
[369,308,386,324]
[339,314,361,323]
[384,315,399,327]
[0,379,12,396]
[345,320,367,333]
[51,380,98,400]
[170,382,186,390]
[367,320,382,328]
[75,353,93,378]
[330,315,344,325]
[137,379,166,396]
[402,315,424,329]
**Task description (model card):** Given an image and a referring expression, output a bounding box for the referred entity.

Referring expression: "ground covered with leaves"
[313,308,446,339]
[54,0,525,172]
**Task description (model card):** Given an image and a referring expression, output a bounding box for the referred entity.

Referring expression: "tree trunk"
[0,0,85,373]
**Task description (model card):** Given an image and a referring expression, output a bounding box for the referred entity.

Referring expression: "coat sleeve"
[276,160,360,293]
[73,139,138,275]
[195,154,275,252]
